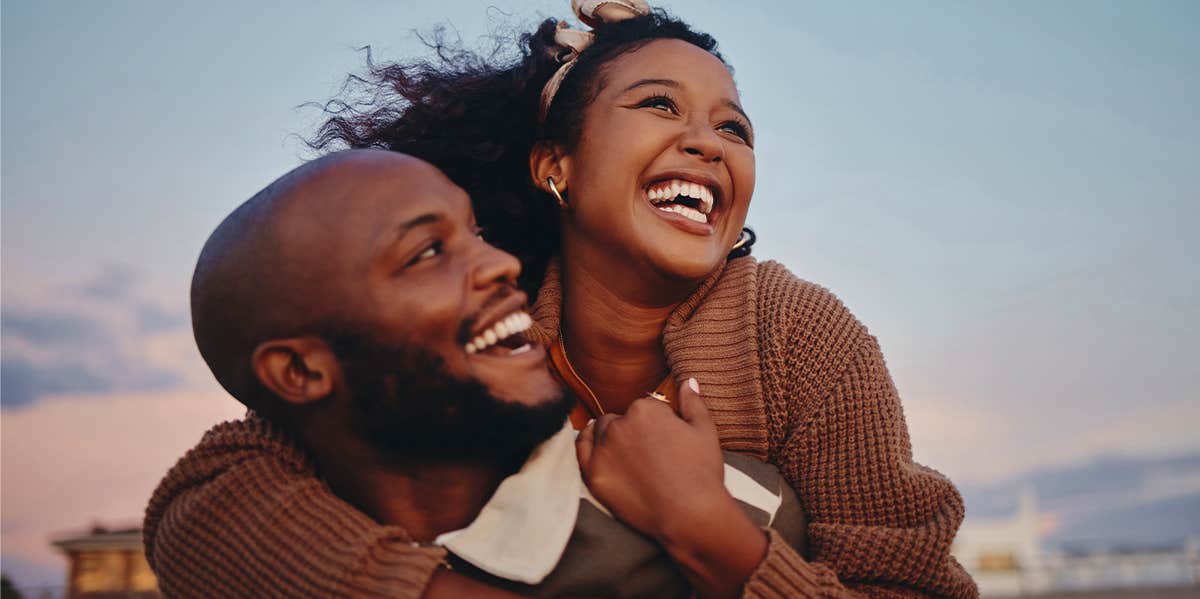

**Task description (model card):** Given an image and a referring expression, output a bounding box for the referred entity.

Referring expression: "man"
[145,150,803,598]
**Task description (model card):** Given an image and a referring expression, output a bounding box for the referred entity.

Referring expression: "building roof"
[52,526,143,552]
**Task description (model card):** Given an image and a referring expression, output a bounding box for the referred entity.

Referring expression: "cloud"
[0,388,246,588]
[1,309,110,347]
[1,266,201,409]
[1,266,238,588]
[135,302,188,334]
[77,264,140,302]
[0,356,117,408]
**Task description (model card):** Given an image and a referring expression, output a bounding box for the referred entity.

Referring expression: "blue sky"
[3,0,1198,589]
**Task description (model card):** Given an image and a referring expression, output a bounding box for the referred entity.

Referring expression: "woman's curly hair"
[309,11,727,294]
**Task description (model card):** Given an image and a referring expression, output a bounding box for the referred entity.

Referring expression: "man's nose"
[470,237,522,289]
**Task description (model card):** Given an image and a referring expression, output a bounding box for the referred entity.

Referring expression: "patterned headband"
[538,0,651,124]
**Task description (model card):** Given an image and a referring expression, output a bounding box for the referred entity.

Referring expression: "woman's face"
[561,38,755,286]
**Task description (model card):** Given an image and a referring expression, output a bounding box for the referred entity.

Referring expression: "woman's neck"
[559,252,691,414]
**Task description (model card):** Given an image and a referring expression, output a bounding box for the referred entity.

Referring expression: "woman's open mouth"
[646,179,715,224]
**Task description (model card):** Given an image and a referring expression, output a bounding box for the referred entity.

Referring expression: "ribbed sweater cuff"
[742,529,829,599]
[343,543,447,599]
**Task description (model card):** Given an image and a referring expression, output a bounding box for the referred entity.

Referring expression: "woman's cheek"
[731,153,756,222]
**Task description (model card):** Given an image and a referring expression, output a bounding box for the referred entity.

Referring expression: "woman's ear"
[530,141,572,195]
[251,337,339,407]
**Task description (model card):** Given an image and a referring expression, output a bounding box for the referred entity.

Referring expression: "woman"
[146,3,977,598]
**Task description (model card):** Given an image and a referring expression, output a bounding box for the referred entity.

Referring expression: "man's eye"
[409,242,441,265]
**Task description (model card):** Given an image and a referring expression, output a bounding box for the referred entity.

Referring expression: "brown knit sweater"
[144,257,977,599]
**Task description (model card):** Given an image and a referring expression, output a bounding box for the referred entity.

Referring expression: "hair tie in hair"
[538,0,650,124]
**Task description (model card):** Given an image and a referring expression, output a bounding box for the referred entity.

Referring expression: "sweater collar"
[529,257,768,458]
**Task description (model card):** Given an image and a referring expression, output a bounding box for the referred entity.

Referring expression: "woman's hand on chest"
[575,378,768,599]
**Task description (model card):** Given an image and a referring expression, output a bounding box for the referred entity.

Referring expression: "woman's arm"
[143,417,524,598]
[739,331,977,599]
[574,342,977,599]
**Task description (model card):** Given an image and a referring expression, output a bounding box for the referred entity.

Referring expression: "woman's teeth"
[646,179,715,216]
[659,203,708,223]
[465,311,533,355]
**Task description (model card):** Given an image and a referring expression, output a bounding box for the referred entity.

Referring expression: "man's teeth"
[646,179,714,214]
[465,311,533,355]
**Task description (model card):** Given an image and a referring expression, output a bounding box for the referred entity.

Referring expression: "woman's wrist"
[657,490,769,599]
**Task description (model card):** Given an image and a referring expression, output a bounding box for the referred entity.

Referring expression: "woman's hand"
[575,378,724,535]
[575,379,768,599]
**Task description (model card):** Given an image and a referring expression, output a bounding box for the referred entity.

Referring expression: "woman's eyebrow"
[621,78,679,94]
[622,78,752,127]
[726,100,752,128]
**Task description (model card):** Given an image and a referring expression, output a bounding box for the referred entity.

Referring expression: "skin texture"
[193,150,564,598]
[532,40,767,598]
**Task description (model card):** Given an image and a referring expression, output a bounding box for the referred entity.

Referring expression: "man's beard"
[328,331,571,462]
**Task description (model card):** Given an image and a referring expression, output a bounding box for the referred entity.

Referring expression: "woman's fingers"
[575,419,596,472]
[577,413,619,474]
[592,413,620,441]
[677,377,717,437]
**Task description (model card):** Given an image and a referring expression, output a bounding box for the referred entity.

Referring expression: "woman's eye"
[473,226,486,240]
[639,95,678,114]
[719,121,752,144]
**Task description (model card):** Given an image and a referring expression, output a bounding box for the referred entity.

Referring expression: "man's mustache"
[455,286,519,345]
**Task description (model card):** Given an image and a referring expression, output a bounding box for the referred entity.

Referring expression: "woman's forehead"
[600,38,738,99]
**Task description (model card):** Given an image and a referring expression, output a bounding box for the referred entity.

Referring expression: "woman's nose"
[678,121,724,163]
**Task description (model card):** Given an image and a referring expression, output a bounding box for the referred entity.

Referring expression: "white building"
[952,489,1199,596]
[954,488,1047,595]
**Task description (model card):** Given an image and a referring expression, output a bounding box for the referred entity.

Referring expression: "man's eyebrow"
[621,78,680,94]
[395,212,442,239]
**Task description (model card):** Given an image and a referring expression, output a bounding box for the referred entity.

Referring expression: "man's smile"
[464,310,535,356]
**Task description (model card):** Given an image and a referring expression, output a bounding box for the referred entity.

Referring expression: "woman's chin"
[646,247,727,284]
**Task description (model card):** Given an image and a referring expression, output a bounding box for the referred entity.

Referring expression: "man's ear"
[529,141,572,196]
[251,337,340,407]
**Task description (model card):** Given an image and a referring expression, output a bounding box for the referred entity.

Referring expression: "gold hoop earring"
[728,227,756,258]
[547,177,568,209]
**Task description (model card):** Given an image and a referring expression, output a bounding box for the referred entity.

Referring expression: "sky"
[2,0,1198,589]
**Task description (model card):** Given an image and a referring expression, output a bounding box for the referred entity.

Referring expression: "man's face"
[318,156,566,458]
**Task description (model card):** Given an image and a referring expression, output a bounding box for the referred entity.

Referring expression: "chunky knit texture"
[144,256,977,599]
[142,417,446,598]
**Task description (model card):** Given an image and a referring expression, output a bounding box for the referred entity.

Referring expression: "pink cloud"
[1,387,245,585]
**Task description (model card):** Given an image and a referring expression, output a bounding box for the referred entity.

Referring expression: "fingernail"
[586,418,595,427]
[687,377,700,393]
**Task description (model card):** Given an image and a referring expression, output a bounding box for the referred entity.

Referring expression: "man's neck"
[356,459,516,542]
[310,437,524,543]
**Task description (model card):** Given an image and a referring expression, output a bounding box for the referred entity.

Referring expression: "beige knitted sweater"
[143,257,977,599]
